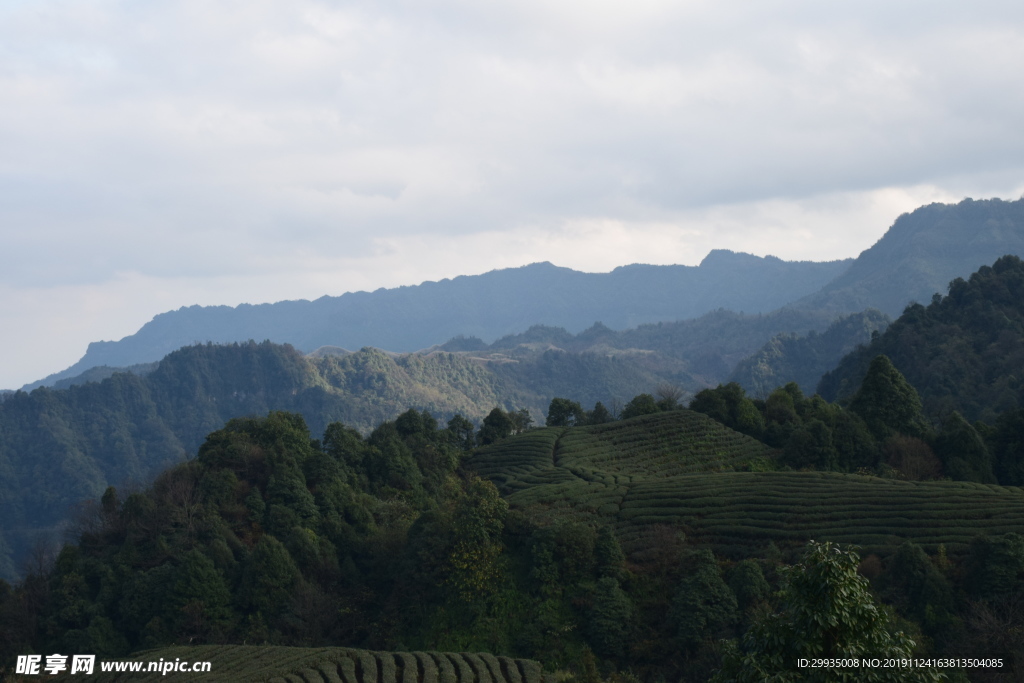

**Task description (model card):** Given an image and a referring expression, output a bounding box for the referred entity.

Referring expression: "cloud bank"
[2,0,1024,387]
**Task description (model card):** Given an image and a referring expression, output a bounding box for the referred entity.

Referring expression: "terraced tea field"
[49,645,545,683]
[470,410,773,494]
[467,410,1024,556]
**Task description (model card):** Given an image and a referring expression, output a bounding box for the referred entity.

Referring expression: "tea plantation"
[467,410,1024,556]
[49,645,545,683]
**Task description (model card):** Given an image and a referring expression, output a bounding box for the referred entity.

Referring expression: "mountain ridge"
[22,252,851,390]
[792,197,1024,316]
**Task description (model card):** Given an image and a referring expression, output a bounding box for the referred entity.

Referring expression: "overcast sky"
[2,0,1024,388]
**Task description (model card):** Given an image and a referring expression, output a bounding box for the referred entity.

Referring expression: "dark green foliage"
[478,408,515,446]
[619,394,659,420]
[587,577,633,657]
[780,418,838,470]
[731,309,891,398]
[238,535,301,619]
[689,383,765,439]
[3,386,1022,681]
[933,412,995,483]
[168,549,233,641]
[848,355,929,441]
[446,415,476,452]
[508,408,534,435]
[727,560,770,615]
[713,542,943,682]
[2,339,694,578]
[671,550,738,648]
[594,526,626,580]
[586,402,613,425]
[546,398,584,427]
[989,408,1024,485]
[879,542,956,643]
[367,421,424,491]
[714,382,881,473]
[821,254,1024,424]
[965,532,1024,600]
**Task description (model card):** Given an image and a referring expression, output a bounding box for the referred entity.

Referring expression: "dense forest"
[820,254,1024,423]
[728,309,890,397]
[0,340,694,580]
[2,400,1022,682]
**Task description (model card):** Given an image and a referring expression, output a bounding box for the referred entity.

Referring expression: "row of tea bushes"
[49,645,545,683]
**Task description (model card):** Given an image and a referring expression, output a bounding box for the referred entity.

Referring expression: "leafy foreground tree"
[713,542,944,682]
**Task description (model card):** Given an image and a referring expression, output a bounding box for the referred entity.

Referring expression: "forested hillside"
[28,252,848,390]
[819,254,1024,422]
[728,309,890,396]
[793,196,1024,316]
[3,409,1021,682]
[0,341,687,580]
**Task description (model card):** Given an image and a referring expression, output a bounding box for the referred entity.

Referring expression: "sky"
[2,0,1024,389]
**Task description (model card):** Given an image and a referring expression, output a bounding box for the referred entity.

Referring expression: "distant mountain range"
[25,252,849,390]
[23,196,1024,392]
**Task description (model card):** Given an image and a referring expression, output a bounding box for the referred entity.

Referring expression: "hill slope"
[818,254,1024,422]
[794,197,1024,317]
[0,340,692,579]
[728,309,891,396]
[466,411,1024,557]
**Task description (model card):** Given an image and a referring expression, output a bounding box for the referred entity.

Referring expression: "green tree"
[587,401,613,425]
[690,383,765,439]
[989,408,1024,485]
[168,549,233,641]
[478,407,514,445]
[933,412,995,483]
[587,577,633,657]
[780,419,838,470]
[237,535,300,620]
[444,477,509,604]
[713,542,943,682]
[728,559,771,615]
[965,532,1024,600]
[509,407,534,434]
[546,398,584,427]
[446,414,476,451]
[594,526,626,580]
[848,355,929,441]
[671,550,738,649]
[879,542,955,641]
[620,393,659,420]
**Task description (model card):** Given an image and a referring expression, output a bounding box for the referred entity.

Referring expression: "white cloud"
[2,0,1024,387]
